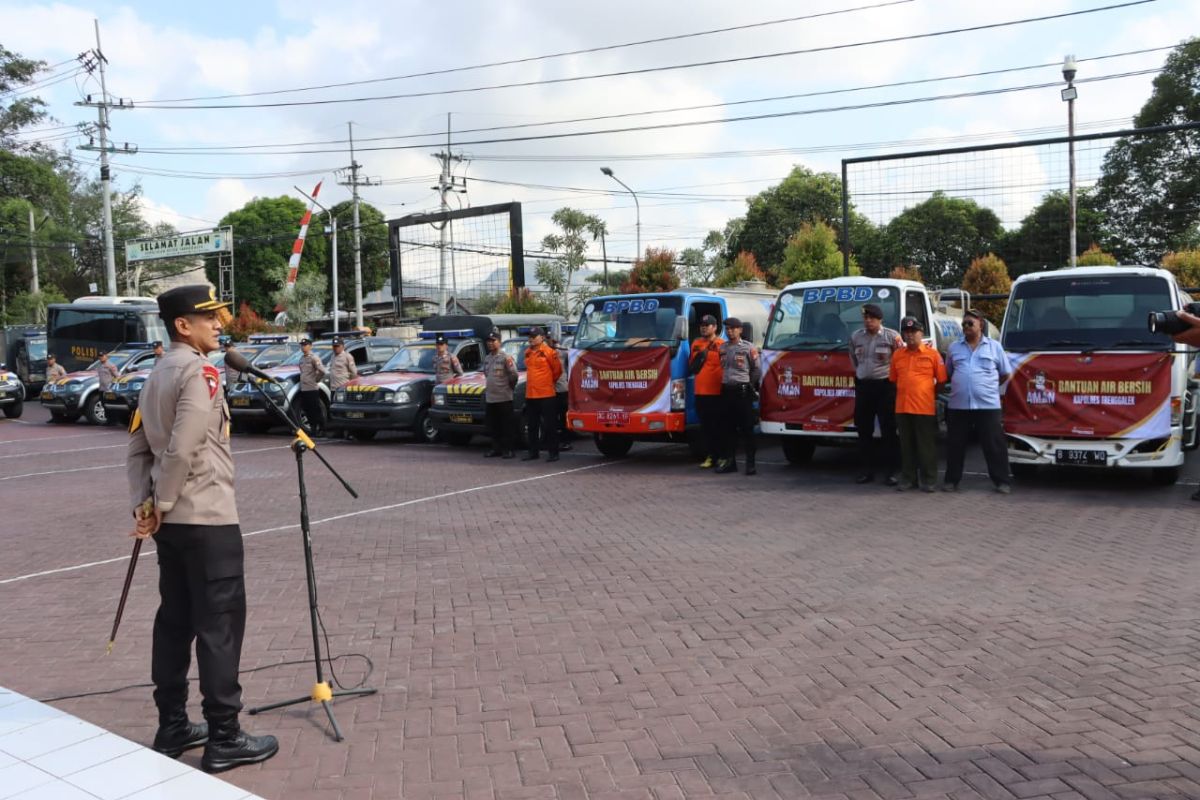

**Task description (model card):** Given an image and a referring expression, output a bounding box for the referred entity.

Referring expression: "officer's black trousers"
[720,384,757,462]
[152,523,246,723]
[695,394,723,460]
[943,408,1011,487]
[853,378,900,476]
[298,390,324,433]
[525,396,559,456]
[485,400,515,453]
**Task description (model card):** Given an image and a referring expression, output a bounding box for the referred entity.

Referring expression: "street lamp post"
[601,167,640,263]
[295,186,339,333]
[1062,54,1079,269]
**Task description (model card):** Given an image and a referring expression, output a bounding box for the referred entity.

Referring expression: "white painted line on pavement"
[0,431,118,445]
[0,443,126,460]
[0,443,320,480]
[0,461,610,586]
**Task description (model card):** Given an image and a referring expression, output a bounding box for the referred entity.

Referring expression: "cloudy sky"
[3,0,1197,264]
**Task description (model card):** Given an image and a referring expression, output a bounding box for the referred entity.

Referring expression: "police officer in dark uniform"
[127,285,278,773]
[716,318,761,475]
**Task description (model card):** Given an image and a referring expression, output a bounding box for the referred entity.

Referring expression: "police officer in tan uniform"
[45,354,66,383]
[97,351,120,391]
[297,337,327,435]
[328,337,357,390]
[716,318,762,475]
[482,331,518,458]
[433,333,463,384]
[127,285,277,773]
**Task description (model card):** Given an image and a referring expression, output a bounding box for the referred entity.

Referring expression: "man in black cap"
[433,333,464,384]
[522,326,562,461]
[716,317,761,475]
[127,284,278,773]
[296,337,327,435]
[482,330,518,458]
[848,303,902,485]
[152,341,165,365]
[688,313,724,468]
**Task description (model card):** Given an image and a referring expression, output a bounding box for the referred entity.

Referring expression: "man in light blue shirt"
[943,308,1013,494]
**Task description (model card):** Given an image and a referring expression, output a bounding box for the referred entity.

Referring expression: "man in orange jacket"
[522,326,563,462]
[889,316,947,492]
[688,314,724,468]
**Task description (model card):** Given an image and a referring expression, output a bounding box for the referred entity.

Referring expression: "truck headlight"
[432,393,445,407]
[334,390,346,402]
[670,378,686,411]
[392,390,412,404]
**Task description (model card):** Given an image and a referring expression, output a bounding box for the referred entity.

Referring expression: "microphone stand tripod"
[240,372,376,741]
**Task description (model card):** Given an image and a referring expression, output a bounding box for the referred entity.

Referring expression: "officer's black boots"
[152,710,208,758]
[201,718,279,773]
[745,456,756,476]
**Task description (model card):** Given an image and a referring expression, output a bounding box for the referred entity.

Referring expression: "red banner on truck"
[1003,352,1172,439]
[759,350,856,432]
[569,347,672,416]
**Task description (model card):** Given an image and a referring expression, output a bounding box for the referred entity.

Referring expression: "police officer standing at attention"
[297,337,327,435]
[328,337,357,439]
[97,350,120,393]
[688,314,724,469]
[482,331,518,459]
[522,326,563,462]
[152,340,165,364]
[433,333,463,384]
[220,339,239,391]
[848,303,902,485]
[45,353,66,384]
[716,318,761,475]
[126,285,278,773]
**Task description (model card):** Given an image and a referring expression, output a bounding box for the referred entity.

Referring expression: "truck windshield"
[501,339,529,370]
[574,296,683,351]
[380,344,437,373]
[29,338,46,360]
[1002,275,1173,352]
[766,286,900,350]
[283,345,336,366]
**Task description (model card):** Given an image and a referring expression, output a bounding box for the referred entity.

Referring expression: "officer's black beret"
[300,338,312,345]
[331,337,344,346]
[861,303,884,319]
[527,326,546,337]
[435,333,448,345]
[700,314,718,325]
[900,316,923,332]
[486,331,501,342]
[157,285,230,324]
[152,340,163,348]
[724,317,743,328]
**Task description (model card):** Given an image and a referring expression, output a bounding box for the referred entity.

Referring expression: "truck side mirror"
[672,316,688,341]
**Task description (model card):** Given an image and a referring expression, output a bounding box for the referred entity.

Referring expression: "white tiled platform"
[0,686,264,800]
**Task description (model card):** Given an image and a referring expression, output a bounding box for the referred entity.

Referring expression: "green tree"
[888,265,923,283]
[212,196,329,316]
[997,190,1108,276]
[1096,38,1200,262]
[777,222,858,284]
[713,251,767,288]
[679,229,727,286]
[1162,249,1200,288]
[622,248,680,293]
[1,45,49,151]
[724,166,850,280]
[271,271,327,331]
[1076,243,1118,266]
[879,192,1001,286]
[330,200,389,313]
[493,287,557,314]
[3,285,67,325]
[960,253,1012,324]
[535,207,606,315]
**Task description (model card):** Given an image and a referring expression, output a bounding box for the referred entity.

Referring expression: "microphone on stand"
[224,348,278,383]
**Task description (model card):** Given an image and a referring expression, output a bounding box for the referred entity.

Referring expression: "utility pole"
[337,122,380,330]
[76,21,135,297]
[27,206,40,296]
[431,113,466,315]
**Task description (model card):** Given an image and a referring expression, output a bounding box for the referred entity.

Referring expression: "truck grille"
[446,394,483,410]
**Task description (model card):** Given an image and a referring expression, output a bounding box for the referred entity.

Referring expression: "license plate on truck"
[449,413,473,424]
[598,410,629,425]
[231,397,250,407]
[345,411,365,419]
[1055,448,1107,466]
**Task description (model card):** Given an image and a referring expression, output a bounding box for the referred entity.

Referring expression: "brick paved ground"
[3,403,1200,799]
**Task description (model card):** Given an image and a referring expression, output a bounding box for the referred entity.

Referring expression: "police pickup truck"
[41,342,161,425]
[227,333,404,434]
[0,363,25,418]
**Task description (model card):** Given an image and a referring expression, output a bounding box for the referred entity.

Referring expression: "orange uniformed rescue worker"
[688,313,724,468]
[521,326,563,462]
[888,315,948,492]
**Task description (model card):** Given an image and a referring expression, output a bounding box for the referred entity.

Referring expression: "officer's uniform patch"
[202,364,221,399]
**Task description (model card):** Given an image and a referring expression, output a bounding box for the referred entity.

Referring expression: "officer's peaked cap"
[157,285,230,323]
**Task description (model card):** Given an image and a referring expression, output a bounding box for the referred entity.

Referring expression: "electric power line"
[131,1,1156,110]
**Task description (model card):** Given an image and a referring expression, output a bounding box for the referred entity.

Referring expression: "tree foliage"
[873,192,1001,286]
[330,199,389,311]
[1095,38,1200,262]
[213,195,329,316]
[888,265,923,283]
[1076,244,1118,266]
[961,253,1012,325]
[536,207,607,316]
[1162,249,1200,289]
[3,286,67,325]
[622,248,680,293]
[997,190,1108,275]
[713,251,767,288]
[777,222,857,284]
[1,45,49,151]
[224,302,277,340]
[493,287,557,314]
[272,271,327,331]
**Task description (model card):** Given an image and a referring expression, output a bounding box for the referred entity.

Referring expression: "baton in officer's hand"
[107,498,154,655]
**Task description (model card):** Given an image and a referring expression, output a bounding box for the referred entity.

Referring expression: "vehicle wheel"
[1151,466,1180,486]
[351,429,377,442]
[780,437,816,465]
[3,397,23,419]
[1010,463,1038,480]
[593,432,633,458]
[414,408,440,443]
[84,395,107,425]
[446,432,472,446]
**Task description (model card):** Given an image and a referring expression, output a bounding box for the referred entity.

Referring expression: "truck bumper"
[329,402,420,431]
[1006,432,1185,469]
[429,407,487,435]
[567,410,685,435]
[760,420,855,442]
